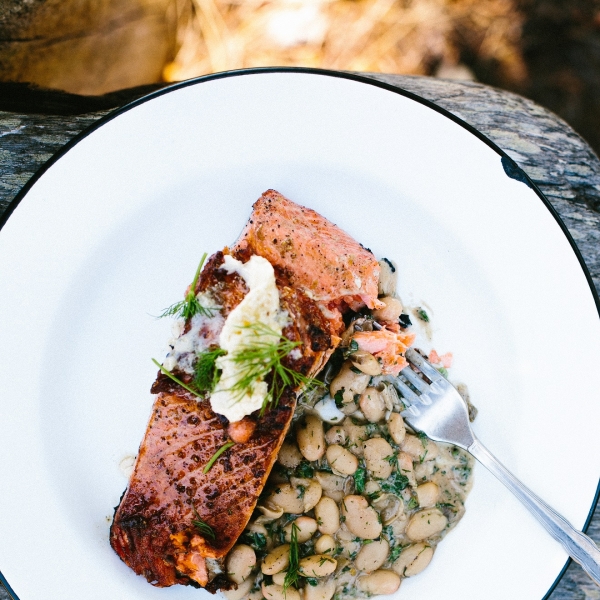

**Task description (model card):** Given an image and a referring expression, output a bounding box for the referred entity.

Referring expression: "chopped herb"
[241,531,267,550]
[203,440,235,473]
[384,454,398,466]
[158,253,218,320]
[350,365,363,375]
[306,578,318,587]
[438,366,449,378]
[406,497,419,510]
[416,308,429,322]
[380,471,409,494]
[388,545,404,562]
[152,358,201,397]
[295,461,314,479]
[417,430,428,446]
[334,389,345,408]
[398,313,412,328]
[343,339,360,359]
[354,468,366,494]
[296,485,306,499]
[283,522,300,593]
[194,347,227,392]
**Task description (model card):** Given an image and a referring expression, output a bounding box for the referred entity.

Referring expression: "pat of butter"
[210,255,287,422]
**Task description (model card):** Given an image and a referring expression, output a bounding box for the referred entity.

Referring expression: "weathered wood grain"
[0,74,598,600]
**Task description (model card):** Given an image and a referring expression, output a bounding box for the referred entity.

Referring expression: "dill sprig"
[158,253,218,320]
[152,358,202,397]
[283,522,300,594]
[194,347,227,392]
[191,505,216,540]
[203,440,235,473]
[224,322,320,415]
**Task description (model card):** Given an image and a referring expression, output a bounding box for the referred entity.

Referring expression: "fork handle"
[468,438,600,587]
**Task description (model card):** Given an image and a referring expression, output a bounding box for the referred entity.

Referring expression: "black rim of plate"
[0,66,598,600]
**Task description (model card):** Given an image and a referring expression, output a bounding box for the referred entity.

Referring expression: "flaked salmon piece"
[233,190,383,333]
[110,192,380,590]
[353,328,416,375]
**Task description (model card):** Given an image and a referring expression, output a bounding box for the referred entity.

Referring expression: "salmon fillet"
[110,191,381,590]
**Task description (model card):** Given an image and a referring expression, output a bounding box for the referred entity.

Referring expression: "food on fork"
[109,190,475,598]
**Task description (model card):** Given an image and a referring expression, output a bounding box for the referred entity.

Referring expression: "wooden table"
[0,73,598,600]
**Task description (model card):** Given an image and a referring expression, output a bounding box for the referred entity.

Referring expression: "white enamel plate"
[0,69,599,600]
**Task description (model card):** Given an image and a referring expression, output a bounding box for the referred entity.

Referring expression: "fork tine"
[399,365,430,394]
[405,348,444,381]
[391,376,423,405]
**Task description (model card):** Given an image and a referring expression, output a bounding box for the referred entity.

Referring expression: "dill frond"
[191,505,216,540]
[224,322,321,415]
[203,440,235,473]
[283,522,300,594]
[158,253,219,320]
[194,347,226,392]
[151,358,202,397]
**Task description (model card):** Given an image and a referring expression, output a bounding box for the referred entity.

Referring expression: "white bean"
[314,534,337,554]
[359,387,386,423]
[355,539,389,573]
[387,412,406,445]
[378,259,398,297]
[402,434,438,462]
[314,497,340,535]
[226,544,256,584]
[341,495,382,539]
[298,555,337,578]
[304,579,336,600]
[392,542,434,577]
[351,351,382,376]
[416,482,440,508]
[261,544,290,575]
[297,415,326,461]
[372,296,403,323]
[363,438,394,479]
[325,424,347,445]
[262,582,300,600]
[326,444,359,476]
[343,420,368,456]
[277,441,303,468]
[358,570,401,595]
[398,451,417,488]
[406,509,448,541]
[266,484,304,514]
[302,480,323,511]
[330,361,371,402]
[272,572,286,585]
[316,471,346,502]
[223,576,254,600]
[284,516,317,543]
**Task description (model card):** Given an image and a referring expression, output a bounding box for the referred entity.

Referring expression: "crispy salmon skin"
[110,191,382,590]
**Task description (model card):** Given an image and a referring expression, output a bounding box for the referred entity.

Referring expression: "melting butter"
[210,255,288,422]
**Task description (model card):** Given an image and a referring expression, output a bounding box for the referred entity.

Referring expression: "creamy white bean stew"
[222,261,475,600]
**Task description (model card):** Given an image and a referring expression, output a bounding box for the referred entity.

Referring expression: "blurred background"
[0,0,599,154]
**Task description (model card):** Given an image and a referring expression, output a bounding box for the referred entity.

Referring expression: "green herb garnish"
[406,496,419,510]
[224,322,320,415]
[241,531,267,550]
[334,389,345,408]
[203,440,235,473]
[194,347,227,392]
[283,522,300,593]
[295,461,314,479]
[191,505,215,540]
[380,471,409,494]
[159,253,218,320]
[152,358,201,397]
[343,339,359,359]
[354,467,366,494]
[416,308,429,322]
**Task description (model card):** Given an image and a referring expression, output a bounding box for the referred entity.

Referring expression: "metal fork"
[394,348,600,586]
